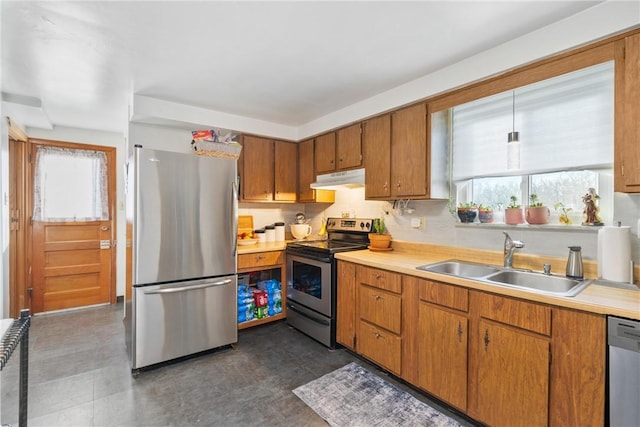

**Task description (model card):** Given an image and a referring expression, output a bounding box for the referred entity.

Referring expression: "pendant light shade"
[507,91,521,170]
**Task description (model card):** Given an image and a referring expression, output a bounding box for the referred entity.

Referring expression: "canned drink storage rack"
[1,309,31,427]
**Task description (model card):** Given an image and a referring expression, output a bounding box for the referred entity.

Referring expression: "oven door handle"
[287,302,331,326]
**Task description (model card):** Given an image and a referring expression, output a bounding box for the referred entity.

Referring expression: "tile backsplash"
[241,188,640,266]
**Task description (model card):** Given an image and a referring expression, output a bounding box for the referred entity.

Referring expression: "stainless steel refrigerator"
[124,146,238,371]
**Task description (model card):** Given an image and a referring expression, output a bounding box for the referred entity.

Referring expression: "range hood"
[310,168,365,190]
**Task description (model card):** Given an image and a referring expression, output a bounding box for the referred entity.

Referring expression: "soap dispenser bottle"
[566,246,584,280]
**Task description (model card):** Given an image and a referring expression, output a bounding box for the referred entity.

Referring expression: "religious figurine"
[582,187,604,226]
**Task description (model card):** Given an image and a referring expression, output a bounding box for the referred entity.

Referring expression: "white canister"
[255,229,266,243]
[265,225,276,242]
[274,222,285,241]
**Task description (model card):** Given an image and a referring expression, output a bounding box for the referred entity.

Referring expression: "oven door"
[286,253,332,316]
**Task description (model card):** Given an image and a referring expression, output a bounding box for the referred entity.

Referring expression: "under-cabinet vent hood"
[310,168,365,190]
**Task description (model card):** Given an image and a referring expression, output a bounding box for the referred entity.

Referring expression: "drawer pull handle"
[375,295,382,301]
[484,328,490,350]
[457,321,463,342]
[374,332,383,339]
[375,274,383,280]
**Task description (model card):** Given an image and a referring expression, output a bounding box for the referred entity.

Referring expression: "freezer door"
[132,276,237,369]
[134,147,237,285]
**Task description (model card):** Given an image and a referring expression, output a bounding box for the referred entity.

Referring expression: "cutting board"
[238,215,254,236]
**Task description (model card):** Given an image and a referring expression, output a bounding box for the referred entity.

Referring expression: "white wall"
[26,126,127,296]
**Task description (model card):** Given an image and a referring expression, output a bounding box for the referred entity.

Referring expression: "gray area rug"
[293,362,462,427]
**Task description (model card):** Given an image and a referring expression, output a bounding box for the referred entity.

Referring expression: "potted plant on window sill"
[505,195,524,225]
[478,204,494,223]
[525,194,550,224]
[554,202,573,225]
[457,202,478,223]
[368,217,392,251]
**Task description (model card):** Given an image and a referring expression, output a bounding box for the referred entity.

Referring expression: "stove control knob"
[364,221,371,230]
[360,221,365,229]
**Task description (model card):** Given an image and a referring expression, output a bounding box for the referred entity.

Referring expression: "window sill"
[455,222,601,233]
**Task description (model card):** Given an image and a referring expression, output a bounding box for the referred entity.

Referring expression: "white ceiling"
[1,1,607,135]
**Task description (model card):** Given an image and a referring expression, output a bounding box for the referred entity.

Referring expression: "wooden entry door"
[29,140,116,314]
[31,221,112,312]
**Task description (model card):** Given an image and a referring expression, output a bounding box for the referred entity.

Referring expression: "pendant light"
[507,90,521,170]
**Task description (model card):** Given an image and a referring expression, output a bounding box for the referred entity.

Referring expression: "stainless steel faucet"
[503,231,524,268]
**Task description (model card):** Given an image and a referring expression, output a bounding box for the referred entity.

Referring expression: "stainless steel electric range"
[285,217,374,348]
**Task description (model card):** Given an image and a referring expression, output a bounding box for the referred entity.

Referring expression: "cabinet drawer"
[475,291,551,336]
[359,285,401,334]
[419,279,469,312]
[356,266,402,294]
[238,251,283,269]
[358,320,402,375]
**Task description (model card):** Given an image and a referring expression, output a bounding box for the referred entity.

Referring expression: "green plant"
[372,217,386,234]
[528,193,544,207]
[507,195,521,209]
[554,202,573,225]
[478,204,492,211]
[458,201,477,209]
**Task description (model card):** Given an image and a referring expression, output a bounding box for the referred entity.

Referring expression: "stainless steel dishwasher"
[608,316,640,427]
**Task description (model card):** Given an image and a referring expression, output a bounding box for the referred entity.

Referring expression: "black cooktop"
[287,239,367,253]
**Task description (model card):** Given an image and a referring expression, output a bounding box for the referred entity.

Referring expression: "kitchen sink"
[417,259,591,297]
[484,270,591,297]
[417,260,500,278]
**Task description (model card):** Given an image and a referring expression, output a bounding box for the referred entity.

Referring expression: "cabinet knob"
[397,182,401,188]
[375,273,382,280]
[374,332,382,339]
[374,294,382,301]
[484,328,490,350]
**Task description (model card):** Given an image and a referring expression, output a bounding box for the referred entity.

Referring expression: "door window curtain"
[451,61,614,181]
[32,146,109,222]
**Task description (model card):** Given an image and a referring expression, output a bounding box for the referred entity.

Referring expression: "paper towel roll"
[598,226,631,282]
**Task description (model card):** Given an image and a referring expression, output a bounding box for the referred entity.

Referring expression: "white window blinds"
[451,61,614,181]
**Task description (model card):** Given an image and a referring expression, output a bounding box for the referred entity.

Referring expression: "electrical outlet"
[411,216,426,230]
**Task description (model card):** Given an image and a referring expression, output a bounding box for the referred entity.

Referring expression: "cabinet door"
[336,261,356,350]
[549,309,605,426]
[363,115,391,198]
[315,132,336,173]
[274,141,297,202]
[418,302,468,411]
[615,33,640,192]
[297,139,316,202]
[472,319,549,427]
[242,135,274,201]
[391,104,427,197]
[336,123,362,170]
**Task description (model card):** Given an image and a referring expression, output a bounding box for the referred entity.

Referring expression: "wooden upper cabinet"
[336,123,362,170]
[298,139,335,203]
[315,132,336,173]
[298,139,316,202]
[391,103,427,198]
[363,114,391,198]
[241,135,274,201]
[274,141,297,202]
[615,33,640,192]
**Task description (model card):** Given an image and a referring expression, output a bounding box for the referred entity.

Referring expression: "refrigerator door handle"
[232,180,238,256]
[143,279,232,295]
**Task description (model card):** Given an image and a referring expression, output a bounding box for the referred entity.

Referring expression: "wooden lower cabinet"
[358,320,402,375]
[336,261,357,350]
[417,301,468,411]
[335,263,606,426]
[470,318,550,427]
[355,265,403,375]
[237,251,287,329]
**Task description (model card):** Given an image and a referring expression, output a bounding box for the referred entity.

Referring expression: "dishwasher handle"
[608,317,640,352]
[144,279,232,295]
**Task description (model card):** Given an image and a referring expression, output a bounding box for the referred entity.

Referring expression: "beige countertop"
[335,248,640,320]
[237,241,287,255]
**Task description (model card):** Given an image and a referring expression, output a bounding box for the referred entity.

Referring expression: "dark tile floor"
[1,303,476,426]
